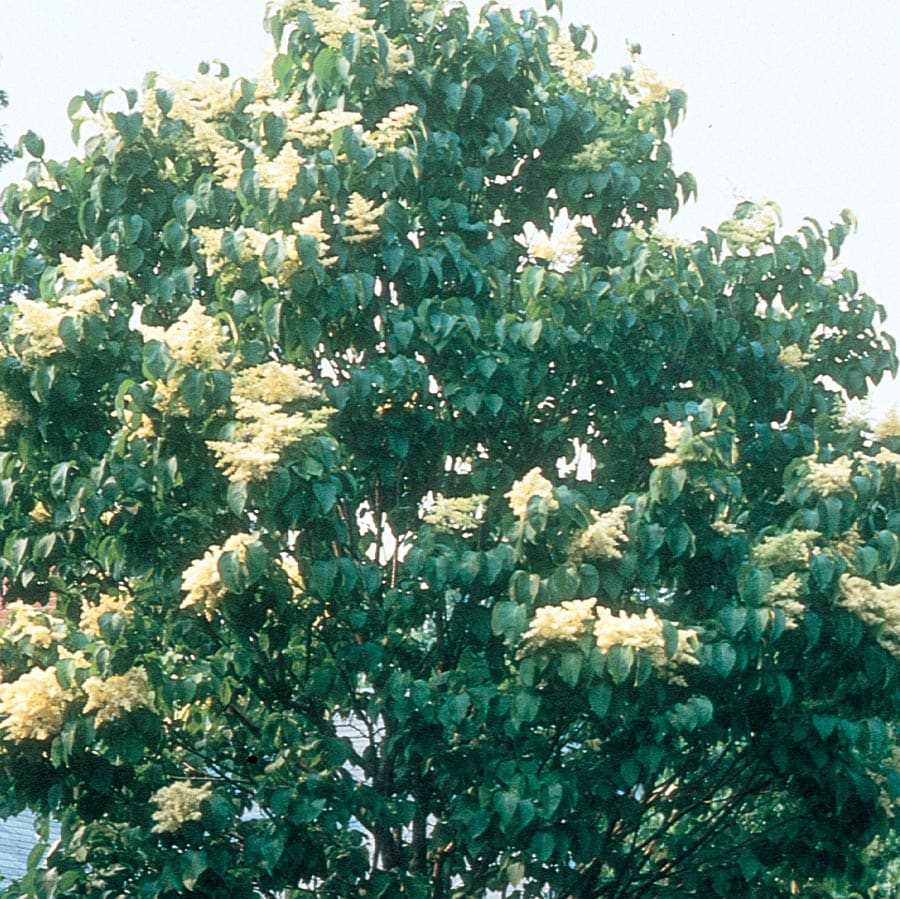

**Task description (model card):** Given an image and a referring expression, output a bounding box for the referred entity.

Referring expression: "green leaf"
[178,850,208,891]
[312,479,339,513]
[494,791,520,834]
[650,465,687,503]
[719,606,747,637]
[227,480,248,516]
[263,235,286,274]
[520,318,542,349]
[530,831,555,862]
[297,318,322,352]
[812,714,838,740]
[775,673,793,706]
[313,47,339,83]
[737,565,772,606]
[558,650,583,686]
[172,264,197,294]
[588,682,611,717]
[180,368,206,414]
[671,695,714,732]
[619,757,641,788]
[666,522,694,557]
[218,548,249,594]
[393,319,414,349]
[510,570,541,604]
[810,552,837,589]
[491,601,527,639]
[546,566,579,601]
[174,194,198,226]
[263,111,286,150]
[33,532,57,560]
[519,265,545,302]
[162,219,188,255]
[142,340,174,380]
[511,689,541,724]
[709,642,737,678]
[606,645,634,684]
[49,461,74,498]
[854,545,879,576]
[113,111,143,145]
[19,130,45,158]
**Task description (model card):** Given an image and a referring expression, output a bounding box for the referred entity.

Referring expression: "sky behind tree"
[1,0,897,410]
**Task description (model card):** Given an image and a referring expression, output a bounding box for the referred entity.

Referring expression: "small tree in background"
[0,0,898,896]
[0,90,17,303]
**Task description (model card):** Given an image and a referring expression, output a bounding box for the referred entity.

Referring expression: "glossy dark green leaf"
[606,645,634,685]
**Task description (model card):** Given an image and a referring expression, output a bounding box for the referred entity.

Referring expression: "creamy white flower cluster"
[180,532,260,615]
[626,62,682,106]
[132,299,229,416]
[710,518,743,536]
[767,573,806,629]
[7,246,120,362]
[718,202,781,254]
[278,0,413,77]
[343,192,387,243]
[142,72,238,170]
[150,780,212,834]
[830,524,862,567]
[281,0,376,50]
[567,137,613,172]
[838,575,900,655]
[144,73,295,200]
[516,209,588,274]
[0,667,71,741]
[256,144,303,198]
[593,606,698,671]
[232,361,324,406]
[777,343,816,370]
[524,598,699,678]
[570,505,631,562]
[286,108,364,149]
[874,406,900,441]
[798,446,900,498]
[802,455,855,496]
[83,667,154,726]
[650,419,717,469]
[277,555,305,598]
[752,530,819,570]
[548,35,594,90]
[0,592,154,741]
[505,467,558,519]
[78,592,134,637]
[2,602,67,649]
[196,212,337,287]
[135,299,228,370]
[0,391,29,435]
[150,73,236,135]
[207,362,334,484]
[525,597,598,646]
[423,493,488,532]
[207,397,333,484]
[370,104,420,151]
[873,447,900,469]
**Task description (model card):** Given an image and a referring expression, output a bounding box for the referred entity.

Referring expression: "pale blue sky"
[1,0,897,410]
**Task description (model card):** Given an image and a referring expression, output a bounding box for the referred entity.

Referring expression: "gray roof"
[0,814,58,887]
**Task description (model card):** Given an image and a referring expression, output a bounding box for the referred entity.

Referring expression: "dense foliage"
[0,0,898,896]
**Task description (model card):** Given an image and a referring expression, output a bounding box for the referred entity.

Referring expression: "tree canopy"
[0,0,898,896]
